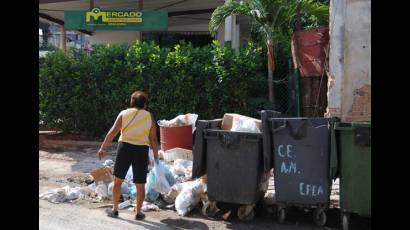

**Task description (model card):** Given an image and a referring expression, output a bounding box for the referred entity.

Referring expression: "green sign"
[64,8,168,31]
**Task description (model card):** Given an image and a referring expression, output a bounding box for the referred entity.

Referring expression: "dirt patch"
[46,132,103,142]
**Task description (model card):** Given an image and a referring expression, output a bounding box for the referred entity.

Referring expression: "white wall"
[327,0,371,122]
[326,0,345,118]
[341,0,371,121]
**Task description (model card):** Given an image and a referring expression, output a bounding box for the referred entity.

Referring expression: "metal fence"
[272,60,301,117]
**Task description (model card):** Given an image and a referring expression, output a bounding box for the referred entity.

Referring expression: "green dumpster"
[331,121,371,230]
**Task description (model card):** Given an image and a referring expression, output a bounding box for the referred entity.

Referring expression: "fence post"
[295,69,301,117]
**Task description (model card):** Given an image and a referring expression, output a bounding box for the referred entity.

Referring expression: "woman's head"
[130,91,147,109]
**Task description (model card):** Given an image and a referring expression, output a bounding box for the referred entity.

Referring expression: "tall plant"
[209,0,328,106]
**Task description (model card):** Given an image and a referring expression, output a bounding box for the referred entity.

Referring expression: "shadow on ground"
[114,216,210,230]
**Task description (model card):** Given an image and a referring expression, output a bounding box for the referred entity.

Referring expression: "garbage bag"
[39,187,68,204]
[125,166,133,184]
[102,159,114,167]
[129,184,137,197]
[163,164,177,186]
[163,183,184,204]
[39,186,89,203]
[145,170,160,202]
[66,187,81,200]
[142,201,160,212]
[145,161,176,202]
[108,182,130,197]
[174,180,206,216]
[175,189,197,216]
[173,159,193,176]
[95,183,109,199]
[158,113,198,133]
[153,161,172,194]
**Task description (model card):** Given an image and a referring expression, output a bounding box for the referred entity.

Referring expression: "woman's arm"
[149,117,159,161]
[97,114,122,160]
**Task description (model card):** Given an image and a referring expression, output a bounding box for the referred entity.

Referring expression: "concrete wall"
[326,0,345,118]
[327,0,371,122]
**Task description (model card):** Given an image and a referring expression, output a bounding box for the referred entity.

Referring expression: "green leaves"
[209,0,329,41]
[39,41,268,138]
[209,1,252,36]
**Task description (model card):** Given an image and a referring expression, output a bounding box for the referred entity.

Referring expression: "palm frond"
[298,0,329,26]
[209,0,329,40]
[209,1,253,37]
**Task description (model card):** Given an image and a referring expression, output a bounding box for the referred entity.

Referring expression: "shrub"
[39,41,268,138]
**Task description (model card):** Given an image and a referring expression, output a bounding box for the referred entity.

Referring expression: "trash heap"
[158,113,198,132]
[39,113,261,216]
[39,148,207,217]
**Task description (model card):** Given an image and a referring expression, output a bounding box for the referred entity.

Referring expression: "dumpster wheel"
[202,201,218,217]
[237,204,255,221]
[313,208,327,227]
[342,212,350,230]
[277,208,286,224]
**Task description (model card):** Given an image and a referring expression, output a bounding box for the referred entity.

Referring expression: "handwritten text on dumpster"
[277,144,324,197]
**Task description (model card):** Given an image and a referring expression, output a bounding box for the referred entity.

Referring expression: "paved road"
[39,143,370,230]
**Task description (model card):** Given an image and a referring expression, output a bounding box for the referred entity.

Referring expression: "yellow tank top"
[118,108,152,146]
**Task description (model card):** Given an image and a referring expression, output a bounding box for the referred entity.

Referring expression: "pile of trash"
[39,186,96,204]
[158,113,198,133]
[39,148,207,216]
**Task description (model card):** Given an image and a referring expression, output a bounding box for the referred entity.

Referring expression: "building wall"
[168,24,209,31]
[89,25,211,45]
[327,0,371,122]
[89,31,141,45]
[326,0,345,118]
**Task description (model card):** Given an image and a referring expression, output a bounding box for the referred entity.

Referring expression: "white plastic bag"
[39,187,67,204]
[95,183,109,199]
[142,202,160,212]
[87,182,97,191]
[175,189,197,216]
[39,186,88,203]
[173,159,193,176]
[125,166,133,184]
[174,180,206,216]
[153,162,171,194]
[186,113,199,133]
[102,159,114,167]
[158,113,198,133]
[66,187,81,200]
[163,183,184,204]
[108,182,130,197]
[231,116,261,133]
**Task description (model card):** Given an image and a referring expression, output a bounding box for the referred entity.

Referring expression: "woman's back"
[118,108,152,146]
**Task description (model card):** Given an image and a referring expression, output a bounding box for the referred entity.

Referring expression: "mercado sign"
[64,8,168,31]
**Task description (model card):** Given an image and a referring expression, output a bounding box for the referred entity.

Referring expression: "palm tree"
[209,0,328,106]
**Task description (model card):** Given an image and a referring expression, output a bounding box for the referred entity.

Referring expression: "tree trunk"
[267,41,275,107]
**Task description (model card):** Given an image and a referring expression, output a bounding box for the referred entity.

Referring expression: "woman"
[97,91,159,220]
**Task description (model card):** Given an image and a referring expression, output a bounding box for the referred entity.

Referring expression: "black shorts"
[113,142,149,184]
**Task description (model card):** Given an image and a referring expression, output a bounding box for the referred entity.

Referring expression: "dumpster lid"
[334,121,371,130]
[204,129,262,137]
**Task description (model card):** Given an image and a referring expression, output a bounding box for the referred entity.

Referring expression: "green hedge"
[39,41,272,138]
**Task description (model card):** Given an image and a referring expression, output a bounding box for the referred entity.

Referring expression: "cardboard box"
[221,113,262,131]
[90,167,114,183]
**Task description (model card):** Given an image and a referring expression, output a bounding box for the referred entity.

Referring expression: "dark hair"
[130,91,147,109]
